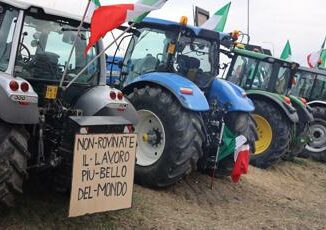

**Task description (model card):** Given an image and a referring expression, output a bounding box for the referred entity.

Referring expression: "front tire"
[0,122,29,207]
[250,100,292,168]
[127,85,204,188]
[300,106,326,162]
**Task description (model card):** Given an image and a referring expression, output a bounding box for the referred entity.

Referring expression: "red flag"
[85,4,134,54]
[231,145,250,183]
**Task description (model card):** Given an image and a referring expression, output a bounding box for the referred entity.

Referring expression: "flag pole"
[210,118,225,190]
[247,0,250,36]
[65,23,136,89]
[60,0,92,88]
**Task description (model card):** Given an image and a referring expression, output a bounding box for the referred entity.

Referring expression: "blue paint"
[208,79,255,112]
[106,56,123,85]
[142,17,230,40]
[125,72,210,111]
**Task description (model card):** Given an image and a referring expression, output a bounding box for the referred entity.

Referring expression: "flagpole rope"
[59,0,92,88]
[65,22,136,89]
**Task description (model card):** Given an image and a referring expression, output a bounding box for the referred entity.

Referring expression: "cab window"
[0,4,19,72]
[15,14,99,84]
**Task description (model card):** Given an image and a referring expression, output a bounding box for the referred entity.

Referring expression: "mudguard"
[307,100,326,108]
[288,95,314,123]
[74,85,139,125]
[122,72,210,111]
[208,79,255,112]
[0,73,39,124]
[247,90,299,123]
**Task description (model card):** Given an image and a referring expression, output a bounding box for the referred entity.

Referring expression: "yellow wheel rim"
[253,114,273,155]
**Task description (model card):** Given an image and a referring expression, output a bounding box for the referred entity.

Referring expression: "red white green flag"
[232,144,250,183]
[219,129,250,183]
[307,36,326,68]
[85,0,168,54]
[201,2,231,32]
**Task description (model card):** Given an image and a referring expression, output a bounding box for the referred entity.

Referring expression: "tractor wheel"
[250,100,292,168]
[300,106,326,162]
[0,122,29,207]
[216,112,258,176]
[127,85,204,188]
[282,122,309,161]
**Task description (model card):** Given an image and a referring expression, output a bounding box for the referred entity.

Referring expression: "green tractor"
[291,66,326,162]
[223,47,313,168]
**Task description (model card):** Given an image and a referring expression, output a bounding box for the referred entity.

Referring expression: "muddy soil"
[0,158,325,229]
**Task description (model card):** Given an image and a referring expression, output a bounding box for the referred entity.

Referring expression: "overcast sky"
[101,0,326,66]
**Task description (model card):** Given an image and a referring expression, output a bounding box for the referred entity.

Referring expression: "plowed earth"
[1,159,325,229]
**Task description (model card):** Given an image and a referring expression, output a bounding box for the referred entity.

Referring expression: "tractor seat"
[177,55,200,74]
[133,54,157,76]
[29,52,60,80]
[177,55,215,89]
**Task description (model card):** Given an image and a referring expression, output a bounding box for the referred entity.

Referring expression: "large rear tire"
[127,85,204,188]
[300,106,326,162]
[250,100,292,168]
[0,122,29,207]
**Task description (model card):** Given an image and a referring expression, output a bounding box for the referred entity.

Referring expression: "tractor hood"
[2,0,91,23]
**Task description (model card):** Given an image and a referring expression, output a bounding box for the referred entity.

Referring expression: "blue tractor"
[108,17,257,187]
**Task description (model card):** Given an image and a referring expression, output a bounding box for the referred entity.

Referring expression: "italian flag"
[307,37,326,68]
[89,0,101,11]
[85,0,168,54]
[201,2,231,32]
[232,144,250,183]
[280,40,292,61]
[219,128,250,183]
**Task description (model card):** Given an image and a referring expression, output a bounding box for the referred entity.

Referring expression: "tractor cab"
[291,67,326,160]
[0,2,101,107]
[291,66,326,101]
[116,18,222,90]
[0,0,138,208]
[222,46,314,167]
[225,48,299,96]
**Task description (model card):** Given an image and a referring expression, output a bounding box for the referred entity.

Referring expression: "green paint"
[91,0,101,7]
[288,95,306,109]
[233,48,271,60]
[246,90,286,103]
[141,0,160,5]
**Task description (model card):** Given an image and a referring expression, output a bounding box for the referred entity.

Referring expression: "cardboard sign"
[69,133,137,217]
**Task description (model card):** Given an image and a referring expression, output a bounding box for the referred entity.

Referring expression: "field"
[1,158,325,229]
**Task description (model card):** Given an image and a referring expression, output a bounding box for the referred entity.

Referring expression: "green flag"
[91,0,101,6]
[133,0,168,23]
[280,40,292,61]
[318,36,326,68]
[201,2,231,32]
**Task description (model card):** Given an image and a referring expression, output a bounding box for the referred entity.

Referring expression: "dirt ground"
[0,158,325,230]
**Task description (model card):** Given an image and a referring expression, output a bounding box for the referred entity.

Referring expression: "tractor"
[0,0,138,208]
[222,47,313,168]
[291,66,326,162]
[107,17,257,188]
